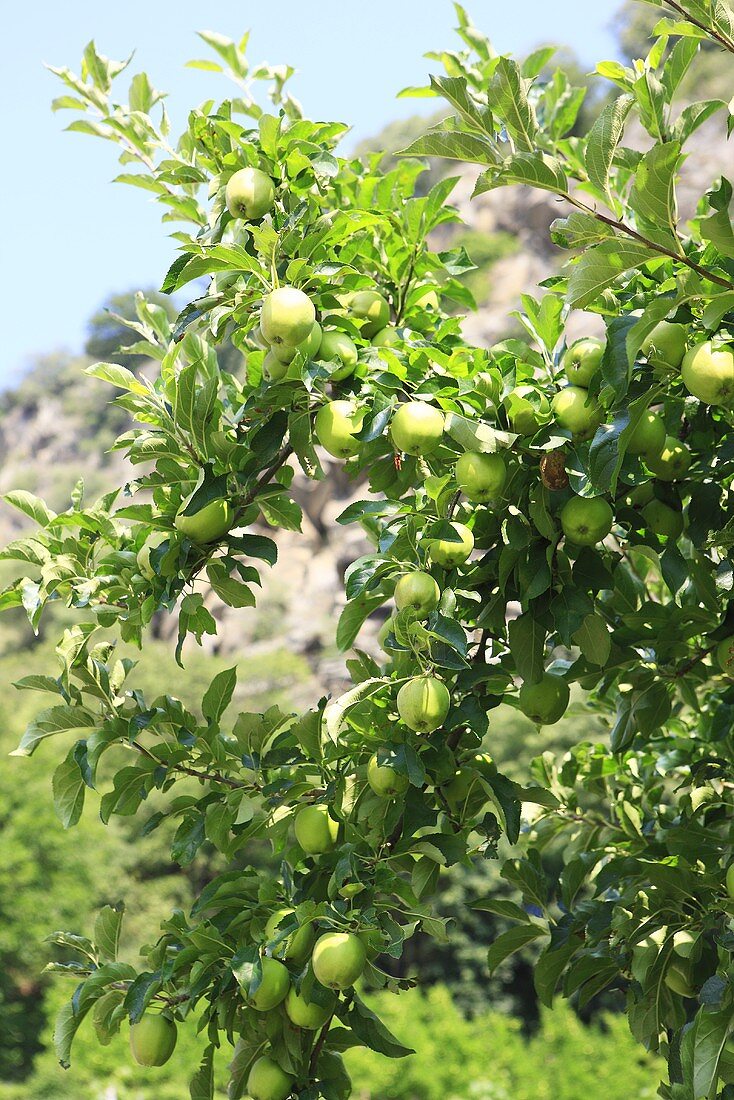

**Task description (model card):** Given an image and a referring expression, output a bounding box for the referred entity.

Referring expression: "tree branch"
[662,0,734,53]
[131,739,243,789]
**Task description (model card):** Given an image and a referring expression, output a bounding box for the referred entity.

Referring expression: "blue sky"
[1,1,623,387]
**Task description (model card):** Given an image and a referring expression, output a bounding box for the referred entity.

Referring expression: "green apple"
[225,166,275,221]
[726,863,734,898]
[563,337,604,386]
[717,638,734,678]
[681,340,734,405]
[314,400,365,458]
[646,437,691,481]
[372,325,401,348]
[455,451,507,503]
[518,673,570,725]
[175,497,233,543]
[317,330,359,380]
[348,290,390,336]
[672,930,698,960]
[247,957,290,1012]
[294,804,339,854]
[428,521,474,567]
[443,754,493,814]
[397,675,451,733]
[642,500,684,538]
[265,909,315,965]
[284,987,335,1030]
[560,496,613,546]
[270,320,323,365]
[631,926,666,984]
[504,385,550,436]
[623,482,655,509]
[552,386,604,441]
[261,287,316,349]
[664,958,695,998]
[377,615,396,652]
[246,1055,294,1100]
[263,350,289,382]
[641,320,687,368]
[311,932,367,990]
[394,571,440,616]
[626,411,666,457]
[390,401,445,456]
[137,536,168,579]
[367,753,410,797]
[129,1014,177,1067]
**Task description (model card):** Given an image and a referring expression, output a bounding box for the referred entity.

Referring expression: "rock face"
[0,111,728,700]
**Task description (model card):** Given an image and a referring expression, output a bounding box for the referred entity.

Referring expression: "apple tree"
[2,2,734,1097]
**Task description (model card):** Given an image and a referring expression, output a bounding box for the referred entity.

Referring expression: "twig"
[131,739,243,789]
[662,0,734,53]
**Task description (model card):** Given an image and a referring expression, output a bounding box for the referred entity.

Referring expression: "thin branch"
[309,1010,337,1080]
[662,0,734,53]
[131,739,243,789]
[673,643,716,679]
[565,194,734,292]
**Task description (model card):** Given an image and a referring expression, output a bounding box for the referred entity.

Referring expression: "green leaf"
[488,58,538,151]
[399,128,499,165]
[3,490,56,527]
[692,1007,730,1099]
[202,666,237,725]
[94,904,124,964]
[336,594,385,652]
[629,141,682,246]
[487,925,545,974]
[584,94,633,199]
[12,705,97,757]
[573,614,611,666]
[508,614,545,684]
[54,1000,83,1069]
[346,994,414,1058]
[444,412,517,452]
[190,1044,215,1100]
[258,493,302,532]
[52,747,86,827]
[566,239,652,309]
[474,152,567,196]
[84,361,150,395]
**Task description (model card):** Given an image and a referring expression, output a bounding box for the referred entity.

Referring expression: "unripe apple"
[284,987,335,1030]
[294,804,339,854]
[397,675,451,733]
[175,497,233,543]
[726,863,734,897]
[265,908,315,964]
[518,672,570,725]
[247,956,290,1011]
[372,325,401,348]
[348,290,390,337]
[225,166,275,221]
[129,1013,177,1067]
[646,437,691,481]
[390,401,445,456]
[552,386,603,441]
[263,350,289,382]
[504,385,550,436]
[455,451,507,503]
[642,500,684,539]
[137,536,167,579]
[631,926,666,984]
[377,615,396,652]
[560,496,613,546]
[261,287,316,348]
[716,638,734,678]
[314,400,365,458]
[562,337,604,386]
[311,932,367,990]
[367,753,410,797]
[270,320,322,365]
[394,571,440,617]
[641,320,687,368]
[413,287,440,311]
[681,340,734,405]
[626,411,666,457]
[443,754,493,814]
[428,521,474,567]
[247,1055,294,1100]
[672,930,698,960]
[317,330,358,380]
[664,958,696,998]
[622,482,655,509]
